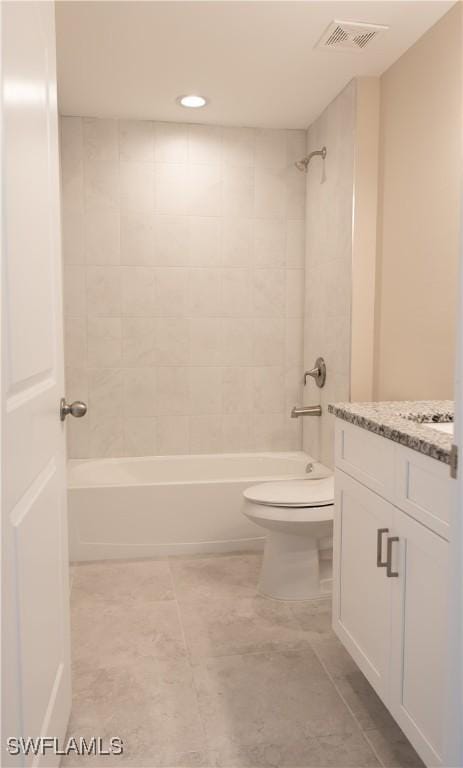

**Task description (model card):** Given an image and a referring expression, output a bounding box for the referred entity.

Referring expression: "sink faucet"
[291,405,322,418]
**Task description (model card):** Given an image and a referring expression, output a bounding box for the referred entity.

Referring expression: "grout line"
[70,554,384,766]
[361,729,389,768]
[166,559,362,761]
[167,558,211,755]
[178,644,320,664]
[307,644,386,768]
[170,598,384,766]
[167,559,189,654]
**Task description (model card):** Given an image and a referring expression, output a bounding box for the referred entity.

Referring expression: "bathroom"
[2,1,462,767]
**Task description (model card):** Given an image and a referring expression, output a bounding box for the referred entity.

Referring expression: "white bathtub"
[68,451,325,561]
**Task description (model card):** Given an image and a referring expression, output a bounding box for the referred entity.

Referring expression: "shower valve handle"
[304,357,326,388]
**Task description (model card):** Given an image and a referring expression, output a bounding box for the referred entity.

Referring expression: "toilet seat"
[243,477,334,509]
[241,476,334,600]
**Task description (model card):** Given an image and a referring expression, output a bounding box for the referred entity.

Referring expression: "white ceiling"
[56,1,455,129]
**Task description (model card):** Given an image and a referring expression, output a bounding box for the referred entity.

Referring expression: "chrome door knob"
[60,398,87,421]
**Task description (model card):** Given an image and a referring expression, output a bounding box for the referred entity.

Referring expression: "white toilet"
[242,477,334,601]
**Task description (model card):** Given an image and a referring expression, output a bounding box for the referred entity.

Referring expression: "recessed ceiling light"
[177,94,208,109]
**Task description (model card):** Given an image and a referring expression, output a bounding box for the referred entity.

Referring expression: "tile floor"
[66,553,425,768]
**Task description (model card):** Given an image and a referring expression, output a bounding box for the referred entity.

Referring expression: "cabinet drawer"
[395,445,452,541]
[335,420,395,501]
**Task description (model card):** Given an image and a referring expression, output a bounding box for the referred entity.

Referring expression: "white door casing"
[2,2,71,766]
[445,4,463,760]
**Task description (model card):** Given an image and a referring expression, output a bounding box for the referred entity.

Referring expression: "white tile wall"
[61,117,306,457]
[302,82,356,468]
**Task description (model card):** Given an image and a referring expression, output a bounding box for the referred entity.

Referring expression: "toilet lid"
[243,477,334,508]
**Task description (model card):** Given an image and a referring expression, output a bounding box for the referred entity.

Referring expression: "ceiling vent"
[316,20,388,51]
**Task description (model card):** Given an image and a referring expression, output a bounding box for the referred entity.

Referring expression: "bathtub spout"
[291,405,322,418]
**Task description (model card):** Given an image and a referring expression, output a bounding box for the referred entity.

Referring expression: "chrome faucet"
[291,405,322,418]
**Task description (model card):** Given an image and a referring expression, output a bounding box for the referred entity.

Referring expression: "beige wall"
[374,3,461,401]
[351,78,380,403]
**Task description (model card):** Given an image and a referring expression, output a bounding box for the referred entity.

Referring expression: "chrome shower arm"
[295,146,327,172]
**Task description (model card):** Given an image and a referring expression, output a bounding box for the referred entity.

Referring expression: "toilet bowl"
[242,477,334,601]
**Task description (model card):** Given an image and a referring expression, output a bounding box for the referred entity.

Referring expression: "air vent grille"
[317,20,388,51]
[325,25,348,47]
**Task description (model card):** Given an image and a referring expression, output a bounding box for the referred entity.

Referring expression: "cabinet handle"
[386,536,399,578]
[376,528,389,567]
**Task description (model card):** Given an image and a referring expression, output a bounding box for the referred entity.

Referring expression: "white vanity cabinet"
[333,419,451,768]
[334,472,394,701]
[390,506,448,765]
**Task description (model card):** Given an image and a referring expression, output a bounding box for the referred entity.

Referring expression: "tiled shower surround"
[61,118,306,458]
[303,82,355,468]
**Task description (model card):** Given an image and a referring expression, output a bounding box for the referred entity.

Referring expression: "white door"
[333,470,393,701]
[2,2,72,765]
[390,508,448,768]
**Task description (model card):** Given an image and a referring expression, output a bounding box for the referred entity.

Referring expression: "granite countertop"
[328,400,454,465]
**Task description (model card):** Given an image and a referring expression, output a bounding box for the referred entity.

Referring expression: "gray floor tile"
[65,659,206,767]
[180,595,312,659]
[308,634,360,679]
[169,554,262,603]
[309,634,424,765]
[289,597,333,640]
[67,554,423,768]
[193,650,360,752]
[72,596,187,669]
[365,727,426,768]
[334,669,399,732]
[209,731,381,767]
[72,558,175,604]
[309,635,399,732]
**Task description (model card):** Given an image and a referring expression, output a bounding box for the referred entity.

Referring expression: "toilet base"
[258,529,331,601]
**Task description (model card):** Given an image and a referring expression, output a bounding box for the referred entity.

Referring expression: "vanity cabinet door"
[390,508,448,767]
[333,470,394,702]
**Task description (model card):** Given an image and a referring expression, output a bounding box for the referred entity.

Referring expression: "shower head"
[295,146,327,172]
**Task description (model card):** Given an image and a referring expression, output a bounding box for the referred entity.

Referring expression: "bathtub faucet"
[291,405,322,418]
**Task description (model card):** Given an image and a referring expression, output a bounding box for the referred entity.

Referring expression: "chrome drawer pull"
[386,536,399,578]
[376,528,389,567]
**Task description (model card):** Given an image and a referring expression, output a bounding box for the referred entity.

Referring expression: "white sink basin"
[421,421,454,436]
